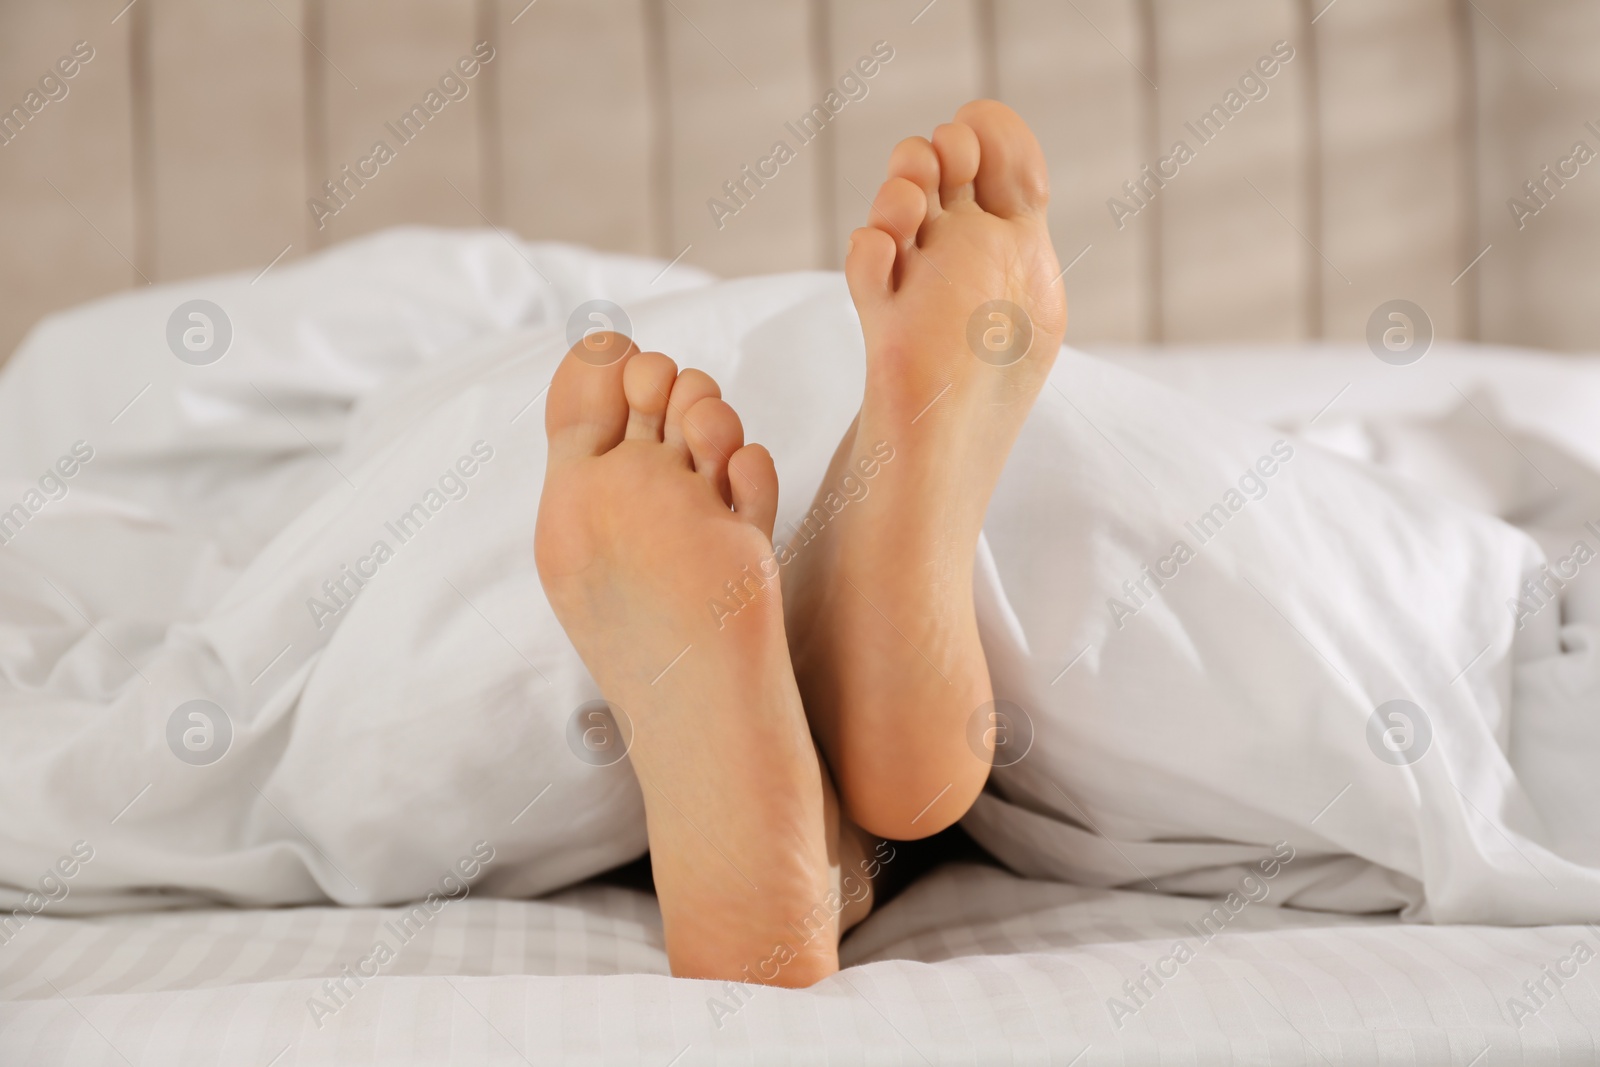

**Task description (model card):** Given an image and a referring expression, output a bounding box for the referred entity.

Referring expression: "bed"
[2,231,1598,1065]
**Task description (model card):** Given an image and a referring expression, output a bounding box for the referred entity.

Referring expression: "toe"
[887,136,942,224]
[844,226,897,307]
[663,369,722,458]
[624,351,679,442]
[866,176,928,254]
[932,121,980,206]
[729,444,779,540]
[953,99,1050,218]
[545,332,640,463]
[682,396,745,507]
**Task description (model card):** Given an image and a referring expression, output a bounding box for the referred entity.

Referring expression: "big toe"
[545,331,640,464]
[953,99,1050,219]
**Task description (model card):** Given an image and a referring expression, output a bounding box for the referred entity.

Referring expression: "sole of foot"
[536,331,845,985]
[783,99,1067,841]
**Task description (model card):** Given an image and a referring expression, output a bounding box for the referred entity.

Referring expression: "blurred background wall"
[1,0,1596,364]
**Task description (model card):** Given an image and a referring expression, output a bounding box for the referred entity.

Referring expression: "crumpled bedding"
[2,227,1596,928]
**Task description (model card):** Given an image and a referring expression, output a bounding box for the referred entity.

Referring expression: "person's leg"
[782,101,1067,841]
[536,332,876,985]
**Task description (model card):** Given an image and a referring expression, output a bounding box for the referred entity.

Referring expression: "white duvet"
[1,229,1596,929]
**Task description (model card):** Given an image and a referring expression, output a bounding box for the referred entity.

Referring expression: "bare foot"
[536,332,867,985]
[782,100,1067,840]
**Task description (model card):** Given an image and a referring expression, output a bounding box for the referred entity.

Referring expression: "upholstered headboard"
[2,0,1595,363]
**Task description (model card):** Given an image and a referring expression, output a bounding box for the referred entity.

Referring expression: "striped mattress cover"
[2,862,1595,1065]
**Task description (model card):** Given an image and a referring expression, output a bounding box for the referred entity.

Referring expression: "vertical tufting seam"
[303,0,328,252]
[808,0,838,268]
[976,0,1001,101]
[128,0,155,282]
[1296,0,1325,339]
[1451,0,1482,342]
[476,0,504,225]
[1135,0,1162,342]
[640,0,674,259]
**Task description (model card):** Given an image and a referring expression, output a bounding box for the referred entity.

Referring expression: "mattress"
[2,861,1595,1064]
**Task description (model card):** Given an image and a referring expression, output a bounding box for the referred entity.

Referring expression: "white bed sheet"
[4,342,1599,1065]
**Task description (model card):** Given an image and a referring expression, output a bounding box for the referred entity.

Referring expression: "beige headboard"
[2,0,1595,364]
